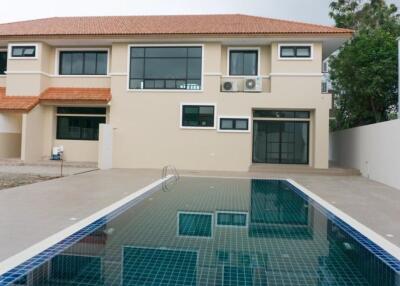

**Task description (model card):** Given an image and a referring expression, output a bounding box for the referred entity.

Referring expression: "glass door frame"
[252,119,310,165]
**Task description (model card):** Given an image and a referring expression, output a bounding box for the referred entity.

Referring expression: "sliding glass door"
[252,120,309,164]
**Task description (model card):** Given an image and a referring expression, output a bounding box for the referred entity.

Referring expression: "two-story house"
[0,14,352,171]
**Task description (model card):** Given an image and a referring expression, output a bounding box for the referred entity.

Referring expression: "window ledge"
[128,89,204,93]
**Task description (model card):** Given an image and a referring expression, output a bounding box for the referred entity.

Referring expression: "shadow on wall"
[329,119,400,190]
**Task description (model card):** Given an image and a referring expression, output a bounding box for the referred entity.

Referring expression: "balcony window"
[0,52,6,74]
[181,105,215,128]
[129,46,202,90]
[280,45,312,59]
[56,107,106,140]
[59,51,108,75]
[10,45,37,58]
[229,50,258,76]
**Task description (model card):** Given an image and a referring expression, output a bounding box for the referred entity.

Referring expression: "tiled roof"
[40,88,111,103]
[0,14,353,37]
[0,88,39,112]
[0,87,111,112]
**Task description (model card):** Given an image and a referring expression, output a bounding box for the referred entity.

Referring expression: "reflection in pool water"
[11,178,400,285]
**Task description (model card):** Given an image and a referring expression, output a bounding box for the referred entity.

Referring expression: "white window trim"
[179,103,217,130]
[227,47,261,77]
[127,43,204,92]
[278,43,314,61]
[176,211,214,239]
[8,43,39,60]
[215,211,249,228]
[217,116,251,133]
[54,48,111,77]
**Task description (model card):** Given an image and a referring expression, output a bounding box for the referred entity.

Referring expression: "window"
[219,117,249,131]
[56,107,106,141]
[178,212,213,237]
[11,45,36,58]
[280,45,312,59]
[181,105,215,128]
[0,52,6,74]
[216,212,248,227]
[59,51,108,75]
[253,110,310,119]
[129,46,202,90]
[229,50,258,76]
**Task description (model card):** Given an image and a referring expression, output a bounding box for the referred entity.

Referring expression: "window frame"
[55,48,110,77]
[215,211,249,228]
[55,107,107,141]
[180,103,217,130]
[8,43,39,60]
[177,211,214,238]
[127,44,204,92]
[0,49,7,75]
[227,47,260,77]
[278,44,313,60]
[217,116,251,133]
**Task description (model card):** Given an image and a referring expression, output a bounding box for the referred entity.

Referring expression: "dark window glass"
[219,118,249,130]
[182,105,214,127]
[253,110,310,119]
[178,213,212,237]
[57,116,105,140]
[129,47,202,90]
[59,51,108,75]
[11,46,36,58]
[57,107,106,115]
[229,50,258,76]
[0,52,7,74]
[280,46,311,58]
[217,212,247,226]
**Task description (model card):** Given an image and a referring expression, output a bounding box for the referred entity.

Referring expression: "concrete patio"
[0,168,399,266]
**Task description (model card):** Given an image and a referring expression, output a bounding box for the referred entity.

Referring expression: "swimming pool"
[1,176,399,285]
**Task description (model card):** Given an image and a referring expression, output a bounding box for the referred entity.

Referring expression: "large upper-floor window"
[10,45,37,58]
[59,51,108,75]
[129,46,202,90]
[56,107,106,141]
[0,52,7,74]
[229,49,258,76]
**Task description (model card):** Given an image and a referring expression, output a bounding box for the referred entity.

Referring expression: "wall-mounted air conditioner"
[221,80,238,92]
[244,77,262,92]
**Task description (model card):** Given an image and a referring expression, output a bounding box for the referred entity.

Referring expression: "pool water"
[5,177,400,285]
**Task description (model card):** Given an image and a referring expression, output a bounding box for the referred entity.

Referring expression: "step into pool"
[0,177,399,285]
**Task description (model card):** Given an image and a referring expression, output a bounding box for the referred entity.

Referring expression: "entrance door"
[252,120,309,164]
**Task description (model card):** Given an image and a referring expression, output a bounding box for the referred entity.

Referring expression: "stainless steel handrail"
[161,165,180,191]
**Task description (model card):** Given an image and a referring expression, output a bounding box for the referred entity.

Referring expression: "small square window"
[280,45,312,59]
[181,105,215,128]
[219,118,249,131]
[11,45,37,58]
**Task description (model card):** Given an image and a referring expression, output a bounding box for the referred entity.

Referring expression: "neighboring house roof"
[0,14,353,37]
[0,88,39,112]
[0,87,111,112]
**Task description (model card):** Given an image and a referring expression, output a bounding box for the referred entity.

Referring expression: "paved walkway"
[0,168,399,265]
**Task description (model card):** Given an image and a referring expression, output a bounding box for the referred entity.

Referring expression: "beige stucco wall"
[109,42,329,171]
[0,76,6,87]
[3,40,329,168]
[21,105,45,162]
[0,113,22,158]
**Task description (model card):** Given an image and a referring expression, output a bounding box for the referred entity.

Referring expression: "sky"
[0,0,399,25]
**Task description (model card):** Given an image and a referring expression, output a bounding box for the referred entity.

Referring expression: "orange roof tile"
[0,14,353,37]
[40,88,111,103]
[0,87,111,112]
[0,88,39,112]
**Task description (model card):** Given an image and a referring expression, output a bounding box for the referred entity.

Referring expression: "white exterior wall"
[330,119,400,190]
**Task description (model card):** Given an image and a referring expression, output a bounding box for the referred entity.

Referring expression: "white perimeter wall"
[330,119,400,190]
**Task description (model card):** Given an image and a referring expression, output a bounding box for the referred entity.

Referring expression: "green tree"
[329,0,400,129]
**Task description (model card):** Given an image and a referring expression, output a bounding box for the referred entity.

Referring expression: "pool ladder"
[161,165,180,191]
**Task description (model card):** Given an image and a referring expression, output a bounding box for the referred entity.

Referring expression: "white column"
[98,124,113,170]
[398,38,400,118]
